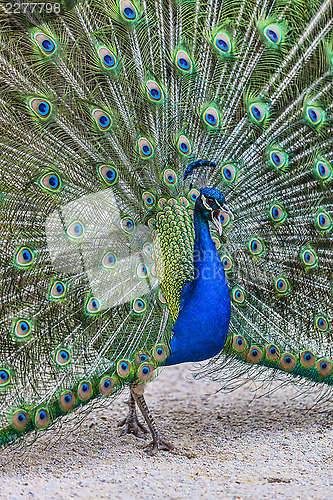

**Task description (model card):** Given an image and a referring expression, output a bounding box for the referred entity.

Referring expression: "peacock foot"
[118,394,148,438]
[145,433,175,455]
[130,387,175,454]
[118,413,148,438]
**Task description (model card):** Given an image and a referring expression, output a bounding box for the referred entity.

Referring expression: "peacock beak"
[211,204,234,236]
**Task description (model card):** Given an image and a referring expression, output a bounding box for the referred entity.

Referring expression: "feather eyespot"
[121,217,135,233]
[315,315,329,332]
[39,172,61,192]
[0,369,11,387]
[55,348,71,366]
[132,298,146,314]
[212,237,221,250]
[12,409,30,430]
[86,297,101,314]
[280,353,296,371]
[175,50,193,73]
[49,280,66,300]
[143,242,153,256]
[301,248,317,268]
[158,290,166,304]
[92,109,112,131]
[188,188,200,203]
[248,238,264,256]
[29,98,52,119]
[305,106,323,125]
[314,159,331,181]
[146,80,163,102]
[300,350,316,369]
[179,196,189,208]
[202,106,220,128]
[136,263,148,278]
[99,376,115,396]
[119,0,138,21]
[78,381,93,400]
[232,287,246,305]
[117,359,131,378]
[265,344,280,361]
[316,211,332,231]
[138,137,154,159]
[138,363,155,382]
[269,203,287,223]
[246,346,263,364]
[98,47,117,69]
[148,218,156,229]
[34,33,57,55]
[142,192,156,208]
[153,344,168,362]
[163,168,178,186]
[221,254,233,271]
[102,251,116,269]
[213,32,232,54]
[34,408,50,429]
[316,359,332,377]
[221,164,237,183]
[219,211,231,227]
[249,103,265,123]
[13,319,32,339]
[15,247,34,267]
[232,335,247,352]
[135,351,150,365]
[59,391,76,411]
[66,221,84,239]
[98,165,118,185]
[263,24,282,45]
[177,135,192,156]
[274,277,290,294]
[269,150,288,169]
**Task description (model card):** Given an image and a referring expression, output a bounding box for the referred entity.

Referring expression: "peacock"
[0,0,332,455]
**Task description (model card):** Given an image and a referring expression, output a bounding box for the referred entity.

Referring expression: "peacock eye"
[206,197,215,206]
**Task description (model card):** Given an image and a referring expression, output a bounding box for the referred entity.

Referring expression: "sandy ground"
[0,363,333,499]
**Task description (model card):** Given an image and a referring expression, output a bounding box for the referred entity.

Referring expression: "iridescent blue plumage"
[167,188,231,365]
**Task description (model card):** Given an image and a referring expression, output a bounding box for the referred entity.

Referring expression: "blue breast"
[165,217,231,366]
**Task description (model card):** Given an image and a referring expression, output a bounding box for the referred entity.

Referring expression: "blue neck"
[165,208,231,365]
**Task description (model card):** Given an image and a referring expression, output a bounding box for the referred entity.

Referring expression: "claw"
[144,433,175,455]
[118,411,148,439]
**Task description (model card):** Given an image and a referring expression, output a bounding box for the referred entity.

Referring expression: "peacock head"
[196,187,234,236]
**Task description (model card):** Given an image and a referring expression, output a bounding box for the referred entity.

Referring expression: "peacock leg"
[131,388,175,454]
[117,390,148,438]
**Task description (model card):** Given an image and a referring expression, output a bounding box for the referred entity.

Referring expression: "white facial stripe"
[201,195,213,211]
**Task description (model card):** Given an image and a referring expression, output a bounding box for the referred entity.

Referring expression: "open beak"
[211,203,234,237]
